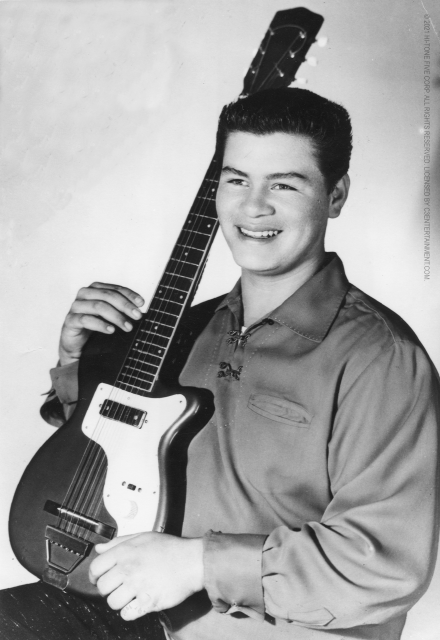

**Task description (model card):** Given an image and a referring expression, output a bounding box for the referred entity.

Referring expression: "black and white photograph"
[1,1,439,639]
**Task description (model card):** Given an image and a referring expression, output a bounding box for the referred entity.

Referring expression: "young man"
[2,89,439,640]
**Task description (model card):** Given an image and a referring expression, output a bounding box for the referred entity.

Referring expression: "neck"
[241,253,325,327]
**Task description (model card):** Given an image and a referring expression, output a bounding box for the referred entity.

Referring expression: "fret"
[189,212,216,221]
[171,258,199,268]
[155,285,188,305]
[185,212,215,227]
[133,335,169,351]
[144,315,175,329]
[150,299,183,317]
[161,273,195,293]
[150,307,179,318]
[172,245,205,265]
[156,283,188,296]
[116,381,153,395]
[170,257,198,268]
[138,328,170,342]
[121,365,158,380]
[168,260,199,280]
[147,309,179,327]
[176,243,203,253]
[127,353,162,367]
[181,228,211,237]
[140,320,174,338]
[164,271,191,281]
[177,229,211,251]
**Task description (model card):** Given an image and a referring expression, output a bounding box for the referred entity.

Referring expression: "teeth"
[240,228,280,238]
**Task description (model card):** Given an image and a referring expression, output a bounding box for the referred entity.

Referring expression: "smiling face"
[216,131,347,280]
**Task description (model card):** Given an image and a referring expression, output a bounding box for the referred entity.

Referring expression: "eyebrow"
[221,166,309,181]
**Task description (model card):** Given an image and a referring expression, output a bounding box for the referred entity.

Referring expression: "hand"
[89,533,204,620]
[59,282,145,366]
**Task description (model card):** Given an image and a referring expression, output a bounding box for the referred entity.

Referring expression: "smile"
[239,227,281,239]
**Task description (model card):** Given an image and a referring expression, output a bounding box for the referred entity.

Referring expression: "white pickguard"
[82,383,187,536]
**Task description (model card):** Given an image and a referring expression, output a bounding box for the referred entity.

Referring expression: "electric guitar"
[9,7,324,597]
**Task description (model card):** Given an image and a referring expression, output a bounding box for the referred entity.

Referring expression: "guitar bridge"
[44,500,115,539]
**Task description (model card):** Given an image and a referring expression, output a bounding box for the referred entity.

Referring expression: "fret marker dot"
[154,326,158,330]
[180,295,183,299]
[158,350,162,354]
[185,252,188,256]
[207,224,211,228]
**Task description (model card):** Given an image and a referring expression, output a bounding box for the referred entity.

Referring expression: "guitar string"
[249,29,306,94]
[56,24,311,539]
[62,160,222,537]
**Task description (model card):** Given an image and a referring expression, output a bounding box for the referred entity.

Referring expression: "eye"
[272,183,296,191]
[227,178,247,186]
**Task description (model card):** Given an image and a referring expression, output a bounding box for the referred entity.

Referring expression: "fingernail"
[124,322,133,330]
[132,309,142,319]
[106,326,115,332]
[135,297,144,306]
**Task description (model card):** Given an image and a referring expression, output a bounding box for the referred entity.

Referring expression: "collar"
[215,253,350,343]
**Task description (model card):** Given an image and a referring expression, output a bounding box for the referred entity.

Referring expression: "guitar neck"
[115,155,221,395]
[113,7,324,396]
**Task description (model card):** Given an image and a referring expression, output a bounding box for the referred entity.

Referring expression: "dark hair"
[216,88,352,192]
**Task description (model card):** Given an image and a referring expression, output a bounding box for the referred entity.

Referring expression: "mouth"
[238,227,282,239]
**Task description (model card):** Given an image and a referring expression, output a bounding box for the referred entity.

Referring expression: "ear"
[329,174,350,219]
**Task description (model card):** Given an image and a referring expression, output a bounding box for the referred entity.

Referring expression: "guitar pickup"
[99,399,147,428]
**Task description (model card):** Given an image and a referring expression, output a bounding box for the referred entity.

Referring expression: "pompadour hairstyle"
[216,88,352,192]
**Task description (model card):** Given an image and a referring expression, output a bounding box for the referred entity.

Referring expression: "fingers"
[89,548,118,585]
[66,300,136,334]
[90,535,140,584]
[63,285,145,340]
[87,283,144,310]
[95,567,124,596]
[106,584,137,612]
[95,534,139,556]
[120,595,154,620]
[76,285,143,321]
[59,283,145,365]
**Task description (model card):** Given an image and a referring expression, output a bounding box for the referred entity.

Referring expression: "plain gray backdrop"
[1,1,439,638]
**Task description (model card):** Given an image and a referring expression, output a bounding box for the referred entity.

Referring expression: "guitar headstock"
[242,7,324,96]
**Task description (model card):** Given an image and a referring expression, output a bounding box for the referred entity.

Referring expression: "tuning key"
[307,56,318,67]
[317,36,328,48]
[295,77,308,86]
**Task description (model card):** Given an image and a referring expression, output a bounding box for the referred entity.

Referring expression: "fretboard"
[111,7,324,396]
[115,156,220,396]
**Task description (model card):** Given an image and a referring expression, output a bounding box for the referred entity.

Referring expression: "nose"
[241,187,275,218]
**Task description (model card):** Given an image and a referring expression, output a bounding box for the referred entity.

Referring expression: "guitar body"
[9,328,214,597]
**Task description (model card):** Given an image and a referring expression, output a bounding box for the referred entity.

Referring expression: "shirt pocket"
[248,394,312,428]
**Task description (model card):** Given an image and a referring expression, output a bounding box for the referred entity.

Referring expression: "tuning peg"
[317,36,328,48]
[295,77,308,85]
[306,56,318,67]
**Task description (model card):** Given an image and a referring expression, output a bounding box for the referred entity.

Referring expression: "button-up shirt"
[45,254,440,640]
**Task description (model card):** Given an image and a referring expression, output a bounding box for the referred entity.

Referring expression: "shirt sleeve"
[40,361,79,427]
[203,340,440,630]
